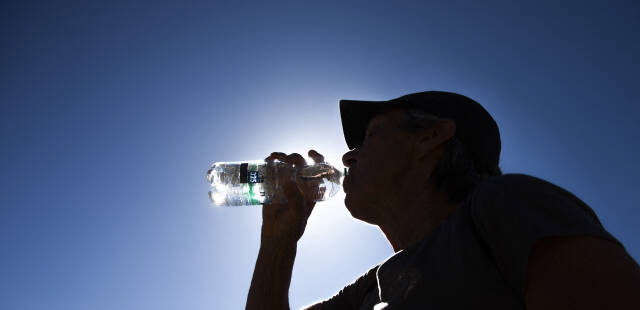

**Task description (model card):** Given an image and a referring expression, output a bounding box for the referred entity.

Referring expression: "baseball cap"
[339,91,501,175]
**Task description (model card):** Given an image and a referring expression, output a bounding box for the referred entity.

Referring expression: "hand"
[261,150,325,242]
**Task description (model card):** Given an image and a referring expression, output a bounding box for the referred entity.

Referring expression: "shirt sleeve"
[469,174,622,298]
[313,265,380,310]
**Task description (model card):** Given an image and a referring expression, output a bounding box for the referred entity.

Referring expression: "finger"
[285,153,307,167]
[308,149,325,164]
[267,152,287,162]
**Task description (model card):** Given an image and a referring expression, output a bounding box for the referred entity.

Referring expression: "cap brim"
[340,99,392,150]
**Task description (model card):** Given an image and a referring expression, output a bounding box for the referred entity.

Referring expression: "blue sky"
[2,1,639,309]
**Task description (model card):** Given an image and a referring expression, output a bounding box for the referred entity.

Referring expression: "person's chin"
[344,195,375,224]
[344,193,353,210]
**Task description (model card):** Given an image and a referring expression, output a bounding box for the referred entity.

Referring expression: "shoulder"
[525,234,640,310]
[470,173,600,222]
[467,173,624,297]
[475,173,576,197]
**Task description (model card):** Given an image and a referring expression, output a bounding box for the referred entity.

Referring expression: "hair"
[393,108,502,204]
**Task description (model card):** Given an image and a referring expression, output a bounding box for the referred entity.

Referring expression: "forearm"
[246,236,298,310]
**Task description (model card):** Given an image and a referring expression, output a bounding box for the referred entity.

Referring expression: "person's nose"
[342,148,358,168]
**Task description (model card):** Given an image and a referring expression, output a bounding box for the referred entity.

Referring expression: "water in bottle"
[206,160,343,207]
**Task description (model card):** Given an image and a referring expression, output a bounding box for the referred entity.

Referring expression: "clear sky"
[2,1,639,309]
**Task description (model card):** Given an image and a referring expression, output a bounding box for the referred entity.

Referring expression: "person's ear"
[414,120,456,159]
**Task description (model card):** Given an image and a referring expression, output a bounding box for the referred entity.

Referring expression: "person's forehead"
[367,109,405,130]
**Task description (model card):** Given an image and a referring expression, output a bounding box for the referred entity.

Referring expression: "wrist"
[260,234,299,247]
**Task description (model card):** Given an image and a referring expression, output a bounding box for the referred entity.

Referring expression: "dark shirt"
[316,174,621,310]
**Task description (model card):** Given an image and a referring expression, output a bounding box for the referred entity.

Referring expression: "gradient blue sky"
[2,1,639,309]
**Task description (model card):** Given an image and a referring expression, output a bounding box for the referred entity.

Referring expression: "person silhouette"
[246,91,640,310]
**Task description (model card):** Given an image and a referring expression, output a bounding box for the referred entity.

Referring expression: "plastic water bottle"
[205,160,343,207]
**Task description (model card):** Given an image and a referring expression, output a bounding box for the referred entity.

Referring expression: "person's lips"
[343,173,354,193]
[343,175,350,193]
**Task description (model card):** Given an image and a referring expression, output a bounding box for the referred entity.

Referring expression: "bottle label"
[249,171,262,183]
[247,163,263,205]
[240,163,264,184]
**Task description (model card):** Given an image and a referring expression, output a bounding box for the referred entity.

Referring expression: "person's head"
[340,91,501,224]
[395,107,502,202]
